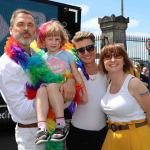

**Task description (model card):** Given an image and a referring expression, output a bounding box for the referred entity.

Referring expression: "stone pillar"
[98,14,129,49]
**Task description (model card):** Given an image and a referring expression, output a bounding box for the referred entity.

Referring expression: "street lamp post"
[121,0,124,16]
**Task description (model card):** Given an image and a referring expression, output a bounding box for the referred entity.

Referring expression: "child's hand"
[80,87,88,104]
[60,79,76,101]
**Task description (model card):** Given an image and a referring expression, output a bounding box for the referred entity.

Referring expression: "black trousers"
[66,124,107,150]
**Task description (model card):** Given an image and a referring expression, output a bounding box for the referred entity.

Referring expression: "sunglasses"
[104,53,123,60]
[76,44,95,54]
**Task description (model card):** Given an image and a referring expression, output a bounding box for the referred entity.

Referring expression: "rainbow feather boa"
[5,36,89,149]
[5,36,29,70]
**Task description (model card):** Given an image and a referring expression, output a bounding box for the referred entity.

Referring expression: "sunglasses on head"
[76,44,95,54]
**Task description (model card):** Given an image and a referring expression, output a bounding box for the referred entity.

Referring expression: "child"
[35,20,88,144]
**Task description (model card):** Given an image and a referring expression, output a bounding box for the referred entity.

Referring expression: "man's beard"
[13,32,36,46]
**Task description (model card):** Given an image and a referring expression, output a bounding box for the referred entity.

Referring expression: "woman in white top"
[99,43,150,150]
[66,31,108,150]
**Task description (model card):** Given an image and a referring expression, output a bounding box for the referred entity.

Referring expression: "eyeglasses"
[104,54,123,60]
[76,44,95,54]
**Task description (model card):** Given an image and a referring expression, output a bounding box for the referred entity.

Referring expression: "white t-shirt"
[71,71,107,131]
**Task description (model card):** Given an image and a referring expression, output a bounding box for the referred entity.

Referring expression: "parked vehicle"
[0,93,15,127]
[0,0,81,124]
[0,0,81,55]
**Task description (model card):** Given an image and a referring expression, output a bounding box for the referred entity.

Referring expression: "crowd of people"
[0,8,150,150]
[131,62,149,90]
[140,65,149,90]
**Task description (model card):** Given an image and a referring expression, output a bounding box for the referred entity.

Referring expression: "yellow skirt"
[102,121,150,150]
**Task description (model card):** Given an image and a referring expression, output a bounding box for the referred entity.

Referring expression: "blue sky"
[53,0,150,37]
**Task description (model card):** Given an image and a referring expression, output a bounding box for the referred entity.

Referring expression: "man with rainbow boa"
[0,9,75,150]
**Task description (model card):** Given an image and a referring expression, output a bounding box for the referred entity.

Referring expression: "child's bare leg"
[46,83,66,127]
[46,83,70,142]
[35,86,50,145]
[36,86,49,130]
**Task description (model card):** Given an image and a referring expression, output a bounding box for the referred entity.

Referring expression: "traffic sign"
[146,38,150,51]
[146,39,150,91]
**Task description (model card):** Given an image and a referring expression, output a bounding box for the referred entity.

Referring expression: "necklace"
[89,74,97,81]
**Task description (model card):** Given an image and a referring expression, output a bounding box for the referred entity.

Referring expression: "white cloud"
[127,19,150,37]
[81,17,101,35]
[128,19,139,28]
[78,4,89,16]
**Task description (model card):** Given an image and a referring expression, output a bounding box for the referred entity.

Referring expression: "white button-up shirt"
[0,53,37,124]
